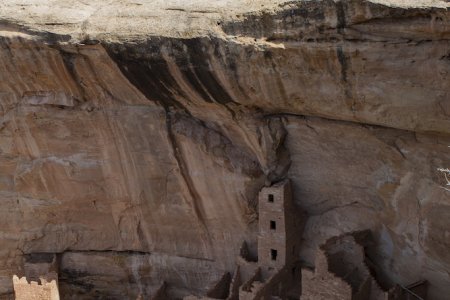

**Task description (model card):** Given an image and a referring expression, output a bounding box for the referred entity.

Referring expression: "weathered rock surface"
[0,0,449,299]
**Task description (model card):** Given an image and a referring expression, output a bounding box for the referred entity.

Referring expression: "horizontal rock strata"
[0,0,449,299]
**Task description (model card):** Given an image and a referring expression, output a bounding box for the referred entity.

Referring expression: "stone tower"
[258,179,301,276]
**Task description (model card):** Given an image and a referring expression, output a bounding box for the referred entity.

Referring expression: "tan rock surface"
[0,0,449,299]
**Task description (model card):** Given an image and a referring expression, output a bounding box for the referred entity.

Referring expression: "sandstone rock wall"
[0,0,449,299]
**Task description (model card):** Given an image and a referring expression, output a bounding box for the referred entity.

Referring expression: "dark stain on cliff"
[24,253,55,264]
[104,42,187,109]
[212,38,251,102]
[182,38,237,106]
[222,1,327,39]
[336,46,354,107]
[105,38,239,112]
[106,38,215,240]
[335,0,346,33]
[59,269,94,293]
[280,3,325,22]
[179,64,214,104]
[337,46,348,83]
[55,47,87,103]
[165,111,213,249]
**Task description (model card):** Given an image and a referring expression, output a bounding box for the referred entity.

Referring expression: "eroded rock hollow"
[0,0,449,299]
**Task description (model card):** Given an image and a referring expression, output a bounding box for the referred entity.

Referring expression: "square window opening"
[268,194,274,203]
[270,220,276,230]
[271,249,278,261]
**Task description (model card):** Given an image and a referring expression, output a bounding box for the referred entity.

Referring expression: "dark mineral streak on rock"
[104,40,188,109]
[182,38,237,106]
[337,46,348,83]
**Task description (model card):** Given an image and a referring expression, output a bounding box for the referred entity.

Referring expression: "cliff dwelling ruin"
[0,0,449,299]
[12,181,429,299]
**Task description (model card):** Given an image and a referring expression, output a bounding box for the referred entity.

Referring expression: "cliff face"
[0,0,449,299]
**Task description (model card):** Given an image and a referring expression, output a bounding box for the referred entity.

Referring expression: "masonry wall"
[258,179,303,278]
[301,268,353,300]
[324,235,370,292]
[258,183,287,272]
[238,262,301,300]
[238,268,262,300]
[300,251,352,300]
[301,233,411,300]
[12,276,59,300]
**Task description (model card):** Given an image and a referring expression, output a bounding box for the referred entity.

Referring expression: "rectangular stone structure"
[257,179,302,277]
[13,275,59,300]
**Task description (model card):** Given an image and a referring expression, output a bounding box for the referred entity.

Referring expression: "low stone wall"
[12,275,59,300]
